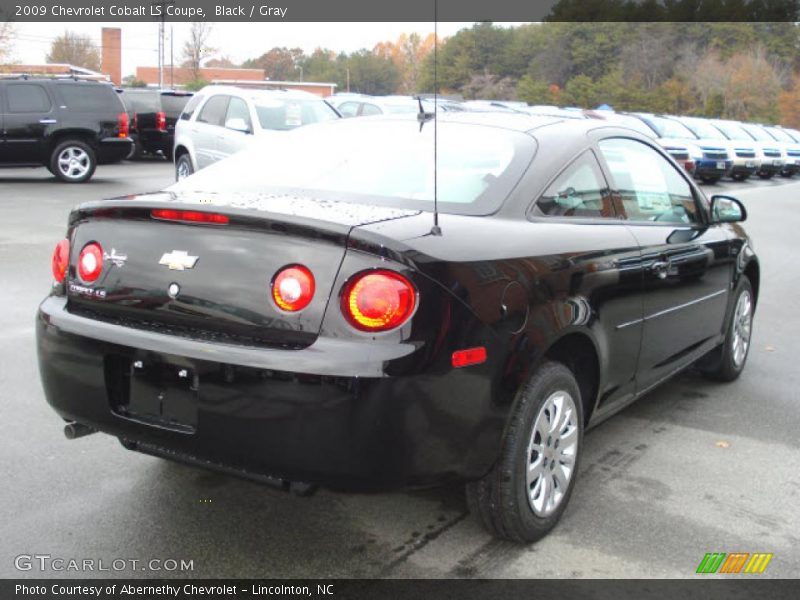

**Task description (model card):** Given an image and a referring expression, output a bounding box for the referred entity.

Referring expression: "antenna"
[430,2,442,236]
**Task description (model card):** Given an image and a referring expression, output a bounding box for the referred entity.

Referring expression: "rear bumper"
[137,130,172,154]
[97,137,133,164]
[36,296,503,490]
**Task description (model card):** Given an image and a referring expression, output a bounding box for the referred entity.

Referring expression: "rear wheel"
[757,171,773,179]
[175,153,193,180]
[466,361,583,543]
[700,175,720,184]
[50,140,96,183]
[699,276,754,382]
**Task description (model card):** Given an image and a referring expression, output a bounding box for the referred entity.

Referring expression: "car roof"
[200,85,318,100]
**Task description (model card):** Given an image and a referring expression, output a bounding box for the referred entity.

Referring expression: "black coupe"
[37,113,758,542]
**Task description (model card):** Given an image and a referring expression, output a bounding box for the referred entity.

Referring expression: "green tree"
[562,74,598,108]
[345,50,400,95]
[516,75,556,105]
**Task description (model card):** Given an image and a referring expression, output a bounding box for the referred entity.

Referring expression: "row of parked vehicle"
[2,75,798,187]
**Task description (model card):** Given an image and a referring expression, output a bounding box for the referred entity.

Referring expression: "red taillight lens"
[51,239,70,283]
[272,265,315,312]
[78,242,104,283]
[151,209,229,225]
[341,270,416,332]
[117,112,129,138]
[156,111,167,132]
[132,112,138,130]
[452,347,487,368]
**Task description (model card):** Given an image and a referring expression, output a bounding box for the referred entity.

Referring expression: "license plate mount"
[125,359,199,430]
[716,161,726,170]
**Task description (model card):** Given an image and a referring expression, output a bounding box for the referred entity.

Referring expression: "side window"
[536,151,615,218]
[7,84,52,113]
[180,94,203,121]
[196,95,229,127]
[360,103,382,116]
[337,102,359,118]
[224,97,252,131]
[599,138,700,224]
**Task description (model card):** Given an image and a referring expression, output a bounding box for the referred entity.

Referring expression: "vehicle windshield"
[739,123,774,142]
[645,116,698,140]
[122,91,160,113]
[679,118,727,140]
[170,119,535,215]
[765,127,795,143]
[251,95,339,130]
[786,129,800,143]
[710,121,750,141]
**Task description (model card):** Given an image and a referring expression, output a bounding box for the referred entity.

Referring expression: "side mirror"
[710,195,747,223]
[225,118,251,134]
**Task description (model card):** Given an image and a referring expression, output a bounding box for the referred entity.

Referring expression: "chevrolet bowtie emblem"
[159,250,199,271]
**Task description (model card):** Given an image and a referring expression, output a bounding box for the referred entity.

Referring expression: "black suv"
[119,89,193,160]
[0,76,132,182]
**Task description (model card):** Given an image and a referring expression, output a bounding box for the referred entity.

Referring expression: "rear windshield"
[170,119,535,215]
[160,93,192,116]
[252,96,339,130]
[121,91,159,113]
[58,83,121,113]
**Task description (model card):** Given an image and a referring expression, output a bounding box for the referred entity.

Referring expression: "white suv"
[173,86,340,180]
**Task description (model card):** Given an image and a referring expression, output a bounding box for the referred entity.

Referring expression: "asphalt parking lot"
[1,159,798,579]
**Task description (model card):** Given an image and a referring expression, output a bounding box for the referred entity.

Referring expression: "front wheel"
[699,276,754,382]
[50,140,96,183]
[466,361,583,543]
[175,153,193,180]
[700,175,721,184]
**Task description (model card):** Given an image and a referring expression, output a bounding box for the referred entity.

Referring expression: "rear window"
[161,93,192,116]
[121,91,159,113]
[57,83,121,113]
[252,96,339,130]
[180,94,204,121]
[170,119,536,216]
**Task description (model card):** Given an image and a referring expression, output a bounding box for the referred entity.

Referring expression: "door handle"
[39,119,57,124]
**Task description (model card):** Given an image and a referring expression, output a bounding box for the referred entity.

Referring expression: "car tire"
[50,140,96,183]
[466,361,583,543]
[731,173,748,182]
[700,175,720,184]
[175,154,193,181]
[699,276,754,382]
[757,171,773,179]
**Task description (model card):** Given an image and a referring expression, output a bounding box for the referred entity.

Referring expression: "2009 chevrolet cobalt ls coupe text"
[37,113,758,543]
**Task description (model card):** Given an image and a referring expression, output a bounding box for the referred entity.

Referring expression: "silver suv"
[173,85,340,180]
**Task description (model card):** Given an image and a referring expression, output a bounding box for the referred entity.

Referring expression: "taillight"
[272,265,315,312]
[132,112,138,130]
[156,111,167,132]
[51,239,70,283]
[118,112,129,138]
[151,209,229,224]
[78,242,104,283]
[341,270,416,332]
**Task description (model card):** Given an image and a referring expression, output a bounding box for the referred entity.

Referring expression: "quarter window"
[360,103,382,116]
[196,95,230,127]
[180,94,203,120]
[536,151,614,218]
[599,138,700,224]
[6,84,51,113]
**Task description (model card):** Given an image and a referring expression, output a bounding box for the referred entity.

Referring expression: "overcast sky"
[8,22,521,77]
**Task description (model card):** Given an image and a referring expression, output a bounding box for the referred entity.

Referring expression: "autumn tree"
[46,31,101,71]
[345,50,400,95]
[181,22,215,80]
[374,32,436,94]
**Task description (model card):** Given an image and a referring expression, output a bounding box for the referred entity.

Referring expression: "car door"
[2,81,55,163]
[192,94,229,169]
[217,96,253,159]
[597,137,733,393]
[531,150,645,414]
